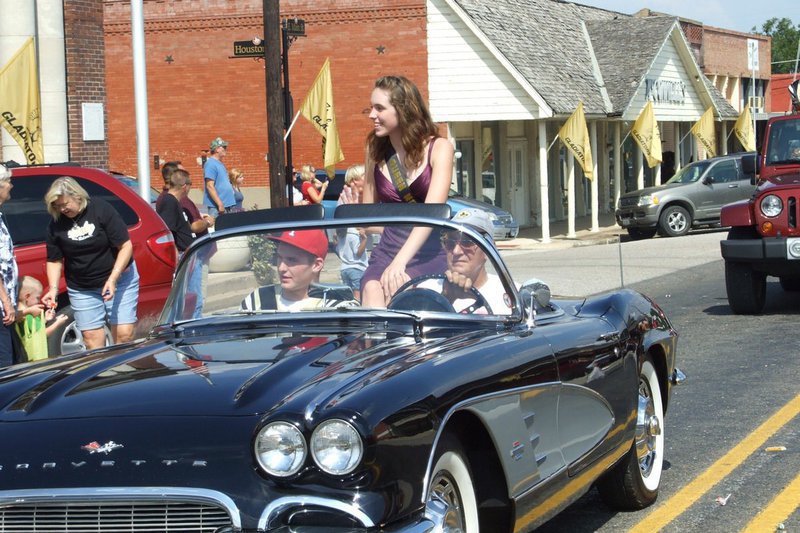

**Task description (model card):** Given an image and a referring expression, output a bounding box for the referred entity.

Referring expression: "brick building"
[103,0,429,193]
[65,0,109,167]
[1,0,107,167]
[634,9,772,119]
[701,26,771,115]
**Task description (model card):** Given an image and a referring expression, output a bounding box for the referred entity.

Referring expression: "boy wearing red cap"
[242,229,355,311]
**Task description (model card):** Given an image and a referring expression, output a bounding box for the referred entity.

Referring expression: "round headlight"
[254,422,306,477]
[760,195,783,218]
[311,419,363,475]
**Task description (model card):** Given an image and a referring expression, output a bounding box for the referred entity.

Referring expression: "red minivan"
[5,165,176,354]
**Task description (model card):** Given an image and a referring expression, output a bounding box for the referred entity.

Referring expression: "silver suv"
[615,152,756,239]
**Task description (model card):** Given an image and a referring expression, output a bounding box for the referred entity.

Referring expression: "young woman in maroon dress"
[360,75,455,307]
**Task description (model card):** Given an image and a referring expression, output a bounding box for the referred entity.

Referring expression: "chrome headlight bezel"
[310,419,364,475]
[254,421,307,477]
[760,194,783,218]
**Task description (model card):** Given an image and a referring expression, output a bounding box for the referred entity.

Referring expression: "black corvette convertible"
[0,204,682,532]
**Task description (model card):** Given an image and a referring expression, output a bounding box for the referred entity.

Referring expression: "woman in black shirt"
[41,177,139,350]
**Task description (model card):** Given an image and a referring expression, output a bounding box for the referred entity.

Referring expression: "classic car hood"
[0,328,479,421]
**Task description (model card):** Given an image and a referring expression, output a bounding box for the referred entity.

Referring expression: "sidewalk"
[496,212,624,251]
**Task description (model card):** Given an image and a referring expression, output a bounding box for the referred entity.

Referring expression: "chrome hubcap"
[635,380,659,478]
[430,472,465,533]
[667,213,686,233]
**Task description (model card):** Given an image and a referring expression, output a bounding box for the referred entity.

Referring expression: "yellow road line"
[741,470,800,533]
[630,392,800,533]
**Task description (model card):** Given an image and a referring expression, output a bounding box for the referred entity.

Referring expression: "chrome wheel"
[59,320,113,355]
[430,471,465,532]
[597,356,664,508]
[665,210,687,234]
[658,205,691,237]
[635,359,664,491]
[427,444,479,532]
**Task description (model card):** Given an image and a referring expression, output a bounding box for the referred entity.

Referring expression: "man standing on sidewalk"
[203,137,236,218]
[158,162,214,239]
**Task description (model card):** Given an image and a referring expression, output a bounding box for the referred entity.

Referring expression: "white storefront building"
[427,0,739,240]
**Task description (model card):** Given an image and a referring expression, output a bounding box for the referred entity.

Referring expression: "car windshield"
[766,119,800,164]
[158,217,518,325]
[665,161,711,184]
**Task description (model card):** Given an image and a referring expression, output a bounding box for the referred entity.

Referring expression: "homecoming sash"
[384,145,415,203]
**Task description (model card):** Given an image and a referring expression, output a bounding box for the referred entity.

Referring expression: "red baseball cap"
[269,229,328,260]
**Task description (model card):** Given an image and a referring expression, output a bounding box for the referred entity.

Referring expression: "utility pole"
[263,0,286,207]
[281,19,294,206]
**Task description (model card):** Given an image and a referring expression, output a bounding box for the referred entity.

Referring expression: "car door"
[705,158,753,218]
[540,313,633,474]
[688,160,729,221]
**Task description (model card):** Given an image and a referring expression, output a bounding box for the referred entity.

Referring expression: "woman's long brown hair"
[367,75,440,170]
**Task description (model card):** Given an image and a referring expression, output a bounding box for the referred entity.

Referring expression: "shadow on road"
[703,282,800,316]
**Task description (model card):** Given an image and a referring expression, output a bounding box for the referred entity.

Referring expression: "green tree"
[752,18,799,74]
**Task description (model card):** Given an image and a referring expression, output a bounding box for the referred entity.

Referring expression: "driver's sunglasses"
[440,232,479,252]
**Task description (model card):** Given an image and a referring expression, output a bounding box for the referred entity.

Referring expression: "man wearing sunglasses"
[425,208,512,315]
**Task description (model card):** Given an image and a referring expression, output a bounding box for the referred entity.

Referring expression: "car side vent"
[789,197,797,229]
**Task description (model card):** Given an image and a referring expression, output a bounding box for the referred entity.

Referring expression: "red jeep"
[720,80,800,313]
[4,164,177,353]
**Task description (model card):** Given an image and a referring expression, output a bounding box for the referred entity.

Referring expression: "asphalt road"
[501,232,800,532]
[500,229,730,298]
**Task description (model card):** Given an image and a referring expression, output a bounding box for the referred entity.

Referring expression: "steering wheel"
[388,273,492,314]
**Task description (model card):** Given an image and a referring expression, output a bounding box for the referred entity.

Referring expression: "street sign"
[747,38,759,72]
[233,40,264,58]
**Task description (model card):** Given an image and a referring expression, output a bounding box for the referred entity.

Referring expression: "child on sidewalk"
[16,276,68,361]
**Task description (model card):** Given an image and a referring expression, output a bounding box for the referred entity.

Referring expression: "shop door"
[508,140,530,226]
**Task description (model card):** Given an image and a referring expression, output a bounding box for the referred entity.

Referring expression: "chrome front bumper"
[262,495,448,532]
[0,487,449,532]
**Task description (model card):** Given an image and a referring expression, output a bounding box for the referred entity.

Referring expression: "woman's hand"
[380,261,411,301]
[41,287,58,310]
[102,279,116,302]
[1,298,15,325]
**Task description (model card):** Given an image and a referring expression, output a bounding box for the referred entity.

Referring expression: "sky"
[574,0,795,33]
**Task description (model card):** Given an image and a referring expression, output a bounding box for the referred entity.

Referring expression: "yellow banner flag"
[557,101,593,179]
[630,101,662,168]
[300,58,344,178]
[733,106,755,152]
[691,107,717,158]
[0,37,44,164]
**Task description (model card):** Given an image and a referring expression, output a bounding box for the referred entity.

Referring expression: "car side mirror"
[741,154,758,184]
[701,175,713,185]
[741,154,756,174]
[519,278,551,325]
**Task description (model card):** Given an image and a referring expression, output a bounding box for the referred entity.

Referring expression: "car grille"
[0,501,231,532]
[618,197,638,208]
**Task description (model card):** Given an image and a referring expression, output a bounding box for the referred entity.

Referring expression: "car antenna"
[618,236,625,288]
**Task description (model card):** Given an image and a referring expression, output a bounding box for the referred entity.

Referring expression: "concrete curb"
[496,226,624,251]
